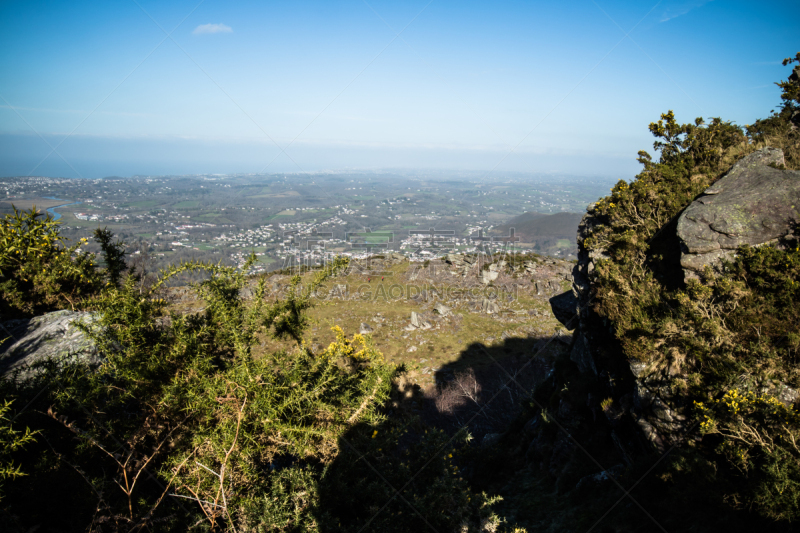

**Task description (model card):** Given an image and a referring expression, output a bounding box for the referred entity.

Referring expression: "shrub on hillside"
[0,207,100,318]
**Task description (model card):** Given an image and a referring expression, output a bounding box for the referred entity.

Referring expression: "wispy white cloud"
[660,0,712,23]
[192,23,232,35]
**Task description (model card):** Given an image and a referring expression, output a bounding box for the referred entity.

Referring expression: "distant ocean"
[0,133,640,180]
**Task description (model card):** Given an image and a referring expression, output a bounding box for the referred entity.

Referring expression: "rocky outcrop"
[445,253,476,277]
[564,203,689,448]
[558,147,800,454]
[565,204,608,375]
[677,148,800,278]
[0,310,101,382]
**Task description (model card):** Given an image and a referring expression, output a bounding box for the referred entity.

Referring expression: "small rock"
[433,303,451,316]
[549,290,579,330]
[555,332,572,345]
[481,299,500,314]
[482,270,499,284]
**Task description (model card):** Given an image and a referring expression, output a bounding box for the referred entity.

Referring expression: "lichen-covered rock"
[0,310,101,382]
[677,147,800,277]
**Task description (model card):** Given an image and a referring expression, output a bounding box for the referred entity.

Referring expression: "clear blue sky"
[1,0,797,179]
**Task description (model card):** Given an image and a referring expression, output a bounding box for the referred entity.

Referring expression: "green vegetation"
[577,53,800,523]
[0,207,101,318]
[746,52,800,169]
[0,401,36,501]
[126,200,162,208]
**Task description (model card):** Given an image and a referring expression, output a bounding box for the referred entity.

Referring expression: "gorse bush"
[0,207,100,318]
[0,206,132,319]
[0,401,36,501]
[580,54,800,522]
[1,237,500,531]
[40,254,396,530]
[695,388,800,521]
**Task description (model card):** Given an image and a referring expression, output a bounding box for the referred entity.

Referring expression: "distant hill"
[492,211,582,257]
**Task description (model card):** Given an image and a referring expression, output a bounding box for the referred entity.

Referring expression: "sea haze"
[0,132,642,180]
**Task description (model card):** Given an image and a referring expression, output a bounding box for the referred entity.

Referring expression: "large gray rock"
[677,148,800,277]
[0,310,101,381]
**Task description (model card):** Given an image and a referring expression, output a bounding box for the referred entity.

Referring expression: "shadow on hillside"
[313,330,568,532]
[419,337,561,439]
